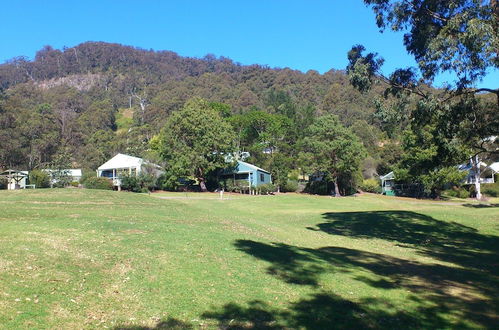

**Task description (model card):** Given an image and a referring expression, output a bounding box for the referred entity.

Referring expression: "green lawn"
[0,189,497,329]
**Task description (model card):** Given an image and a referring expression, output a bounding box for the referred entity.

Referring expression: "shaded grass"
[0,189,497,329]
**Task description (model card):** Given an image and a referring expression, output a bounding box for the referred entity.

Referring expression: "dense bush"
[358,178,381,193]
[223,180,248,193]
[443,186,470,199]
[120,173,157,192]
[29,170,50,188]
[258,183,276,195]
[80,170,96,185]
[281,180,299,192]
[0,177,7,189]
[83,177,113,190]
[304,181,329,195]
[483,182,499,197]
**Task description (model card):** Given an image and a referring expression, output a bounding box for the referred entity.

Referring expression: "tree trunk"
[199,179,208,192]
[473,155,482,200]
[333,178,341,197]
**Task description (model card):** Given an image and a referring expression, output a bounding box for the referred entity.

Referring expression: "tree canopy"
[300,115,366,196]
[153,98,236,191]
[347,0,499,198]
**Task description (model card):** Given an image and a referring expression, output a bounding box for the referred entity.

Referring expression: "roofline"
[237,161,271,174]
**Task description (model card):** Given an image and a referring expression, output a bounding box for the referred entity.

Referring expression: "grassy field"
[0,189,497,329]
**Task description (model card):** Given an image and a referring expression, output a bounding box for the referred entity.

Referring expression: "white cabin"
[97,153,147,187]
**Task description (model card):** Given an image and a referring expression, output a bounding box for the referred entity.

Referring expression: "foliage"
[482,182,499,197]
[0,42,389,177]
[48,150,73,188]
[258,183,276,195]
[281,180,299,193]
[364,0,498,86]
[443,186,470,199]
[83,177,113,190]
[223,180,250,193]
[80,170,96,185]
[0,177,6,189]
[347,1,499,199]
[29,169,50,188]
[120,173,157,193]
[394,125,467,196]
[154,98,236,192]
[300,115,366,196]
[303,181,329,195]
[358,178,381,193]
[156,171,181,191]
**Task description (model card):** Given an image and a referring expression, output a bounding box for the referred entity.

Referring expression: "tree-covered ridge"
[0,42,388,174]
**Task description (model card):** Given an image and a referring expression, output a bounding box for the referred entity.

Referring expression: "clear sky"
[1,0,497,88]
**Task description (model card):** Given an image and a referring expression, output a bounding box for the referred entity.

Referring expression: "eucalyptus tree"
[300,115,366,196]
[347,0,499,198]
[154,98,236,192]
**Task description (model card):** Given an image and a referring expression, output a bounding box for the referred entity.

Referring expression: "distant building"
[459,161,498,184]
[43,169,82,185]
[220,160,272,189]
[380,171,395,196]
[0,170,29,190]
[97,153,161,188]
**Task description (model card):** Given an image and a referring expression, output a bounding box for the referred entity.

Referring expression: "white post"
[219,189,224,200]
[474,155,482,200]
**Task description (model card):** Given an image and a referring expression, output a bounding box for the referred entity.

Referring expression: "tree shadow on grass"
[232,239,498,328]
[117,211,499,329]
[114,317,193,329]
[313,211,499,274]
[201,292,427,329]
[462,203,499,208]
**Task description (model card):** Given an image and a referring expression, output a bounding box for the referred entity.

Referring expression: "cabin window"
[260,173,265,182]
[235,173,249,180]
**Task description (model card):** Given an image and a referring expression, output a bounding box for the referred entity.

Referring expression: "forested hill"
[0,41,388,171]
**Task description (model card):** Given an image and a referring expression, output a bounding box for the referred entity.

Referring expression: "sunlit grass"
[0,189,497,329]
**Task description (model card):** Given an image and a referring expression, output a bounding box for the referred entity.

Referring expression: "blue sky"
[1,0,497,88]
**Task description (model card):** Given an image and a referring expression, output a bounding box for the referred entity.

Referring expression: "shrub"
[458,188,470,199]
[80,170,96,185]
[223,180,248,193]
[157,172,180,191]
[0,177,7,190]
[483,182,499,197]
[29,170,50,188]
[84,177,113,190]
[281,180,299,192]
[258,183,276,195]
[120,173,157,192]
[47,169,72,188]
[358,178,381,193]
[443,186,470,199]
[304,181,329,195]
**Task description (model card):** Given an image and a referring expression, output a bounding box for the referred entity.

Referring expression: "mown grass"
[0,189,497,329]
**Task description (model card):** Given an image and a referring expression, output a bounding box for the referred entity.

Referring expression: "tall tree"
[300,115,366,196]
[347,0,499,199]
[154,98,236,191]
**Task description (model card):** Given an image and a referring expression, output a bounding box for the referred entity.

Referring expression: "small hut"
[220,160,272,191]
[0,170,29,190]
[380,171,395,196]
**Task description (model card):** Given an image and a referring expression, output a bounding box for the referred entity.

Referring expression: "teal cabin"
[220,160,272,188]
[380,171,395,196]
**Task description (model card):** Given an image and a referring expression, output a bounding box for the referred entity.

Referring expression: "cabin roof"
[98,153,144,170]
[237,161,270,174]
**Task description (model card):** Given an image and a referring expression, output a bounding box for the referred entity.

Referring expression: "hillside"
[0,42,392,172]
